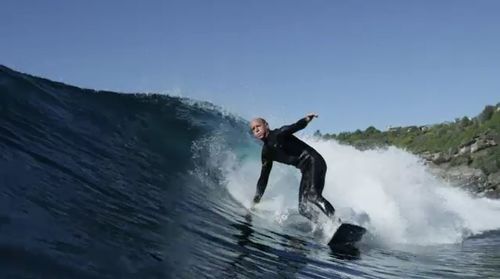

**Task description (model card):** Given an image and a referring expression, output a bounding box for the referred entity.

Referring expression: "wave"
[2,65,500,278]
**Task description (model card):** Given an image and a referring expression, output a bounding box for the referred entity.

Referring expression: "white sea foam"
[223,137,500,245]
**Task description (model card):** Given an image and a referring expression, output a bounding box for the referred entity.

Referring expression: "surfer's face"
[250,119,268,140]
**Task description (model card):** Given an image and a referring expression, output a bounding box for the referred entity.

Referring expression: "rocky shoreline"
[420,135,499,198]
[321,104,500,199]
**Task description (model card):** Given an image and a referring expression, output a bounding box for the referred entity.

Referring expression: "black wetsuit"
[253,118,335,222]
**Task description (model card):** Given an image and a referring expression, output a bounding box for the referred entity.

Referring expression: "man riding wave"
[250,114,335,223]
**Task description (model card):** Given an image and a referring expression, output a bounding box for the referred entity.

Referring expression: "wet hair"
[251,117,268,126]
[249,118,269,135]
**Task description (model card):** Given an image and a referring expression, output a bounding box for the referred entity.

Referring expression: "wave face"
[1,65,500,278]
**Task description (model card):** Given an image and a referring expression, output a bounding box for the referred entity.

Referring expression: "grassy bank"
[320,104,500,176]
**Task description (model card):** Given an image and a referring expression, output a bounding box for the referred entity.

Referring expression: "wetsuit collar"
[261,129,270,142]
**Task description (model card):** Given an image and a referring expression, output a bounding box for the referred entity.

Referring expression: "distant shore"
[318,104,500,198]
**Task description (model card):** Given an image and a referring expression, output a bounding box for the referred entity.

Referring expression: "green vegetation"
[321,104,500,176]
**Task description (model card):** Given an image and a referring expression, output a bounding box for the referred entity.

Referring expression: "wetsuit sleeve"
[253,149,273,203]
[276,118,308,136]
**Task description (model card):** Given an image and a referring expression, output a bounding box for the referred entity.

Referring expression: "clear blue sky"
[1,0,499,133]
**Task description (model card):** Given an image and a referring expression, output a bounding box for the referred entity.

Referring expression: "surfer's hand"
[305,113,318,123]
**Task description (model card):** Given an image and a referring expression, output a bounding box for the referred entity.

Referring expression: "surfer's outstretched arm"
[253,157,273,204]
[277,113,318,136]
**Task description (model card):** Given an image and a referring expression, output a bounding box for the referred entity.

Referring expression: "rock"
[488,172,500,188]
[470,138,497,153]
[426,164,488,193]
[485,188,500,199]
[458,146,471,156]
[424,157,500,198]
[431,152,451,164]
[449,155,472,166]
[420,151,433,161]
[420,151,451,164]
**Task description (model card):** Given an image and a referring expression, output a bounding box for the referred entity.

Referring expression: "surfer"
[250,114,336,223]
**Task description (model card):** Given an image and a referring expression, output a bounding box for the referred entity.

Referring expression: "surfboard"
[328,223,366,246]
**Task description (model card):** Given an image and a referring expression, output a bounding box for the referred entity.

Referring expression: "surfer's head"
[250,118,269,140]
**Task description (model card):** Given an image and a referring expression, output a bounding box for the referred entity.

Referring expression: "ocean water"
[1,65,500,278]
